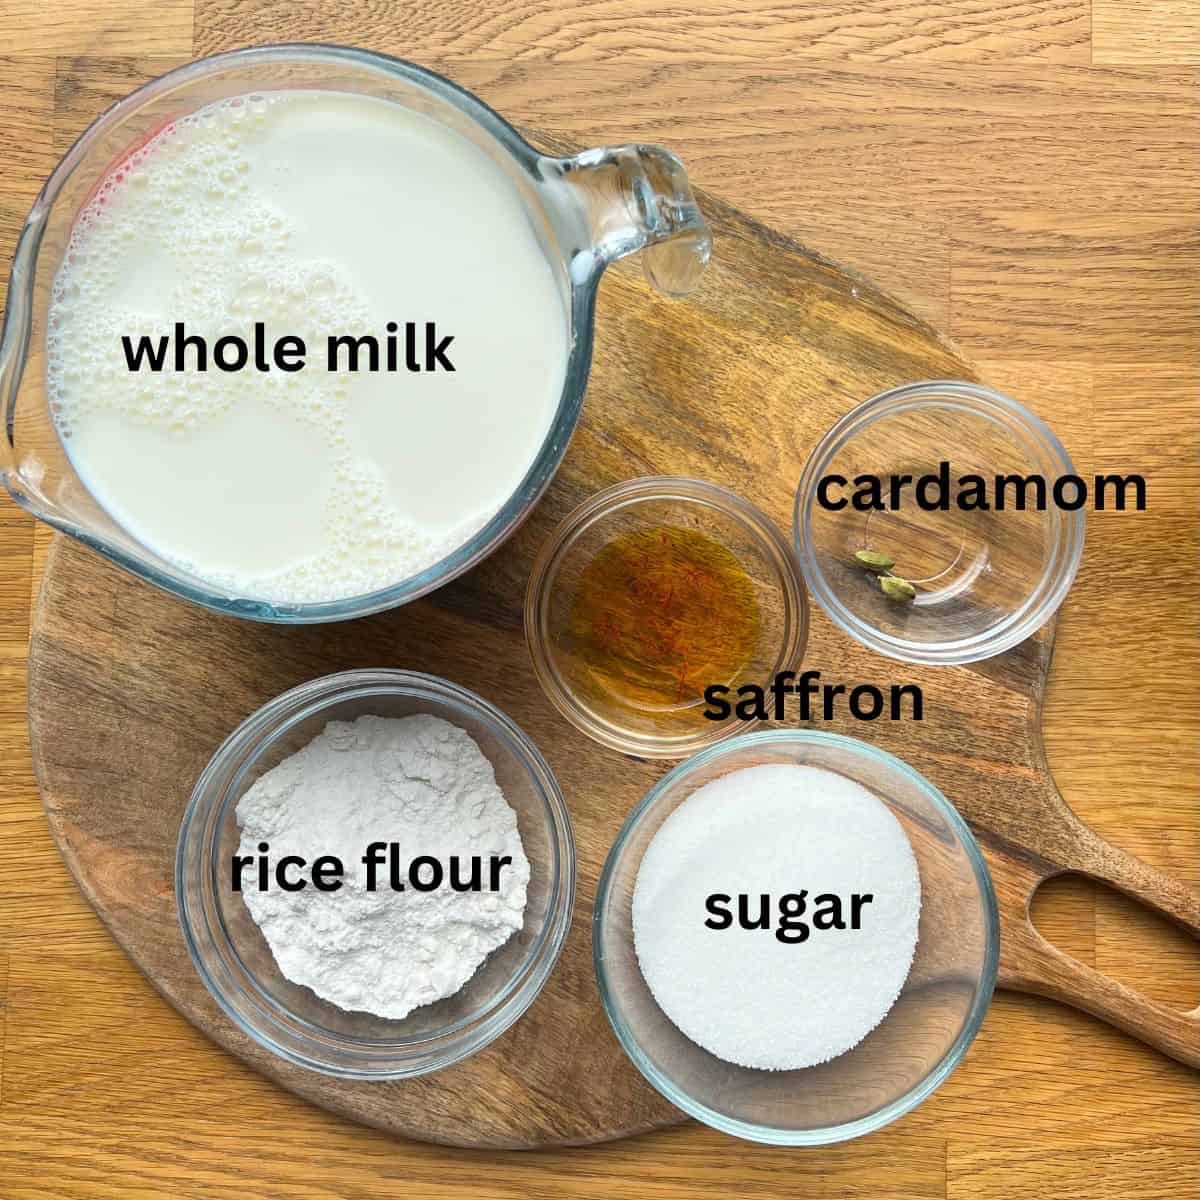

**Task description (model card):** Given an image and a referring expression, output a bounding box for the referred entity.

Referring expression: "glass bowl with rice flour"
[594,730,999,1145]
[177,669,575,1078]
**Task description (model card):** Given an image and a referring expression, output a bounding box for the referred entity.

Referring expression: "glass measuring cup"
[0,44,711,622]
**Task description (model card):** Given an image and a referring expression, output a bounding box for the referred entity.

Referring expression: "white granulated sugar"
[236,714,529,1020]
[632,763,920,1070]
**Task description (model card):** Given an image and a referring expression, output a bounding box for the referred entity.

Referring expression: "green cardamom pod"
[854,549,895,571]
[880,575,917,602]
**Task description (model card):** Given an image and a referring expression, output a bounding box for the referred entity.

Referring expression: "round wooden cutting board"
[28,150,1200,1148]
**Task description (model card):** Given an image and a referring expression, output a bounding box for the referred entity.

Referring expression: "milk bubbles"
[47,90,568,604]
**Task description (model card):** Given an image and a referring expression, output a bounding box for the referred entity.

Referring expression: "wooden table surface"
[1,2,1197,1196]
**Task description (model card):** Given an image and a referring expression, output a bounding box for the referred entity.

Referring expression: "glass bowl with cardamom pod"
[793,381,1085,665]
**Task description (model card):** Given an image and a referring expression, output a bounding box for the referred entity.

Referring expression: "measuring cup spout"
[0,219,38,495]
[555,144,712,297]
[1,202,108,543]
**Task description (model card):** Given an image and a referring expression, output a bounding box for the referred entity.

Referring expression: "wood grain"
[948,1140,1195,1199]
[0,0,192,56]
[194,0,1092,65]
[0,0,1198,1195]
[1093,0,1200,66]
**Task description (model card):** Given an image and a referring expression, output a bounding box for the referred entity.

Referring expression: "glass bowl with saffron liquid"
[525,477,809,758]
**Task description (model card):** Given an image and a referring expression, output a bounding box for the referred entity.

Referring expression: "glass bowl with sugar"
[593,729,999,1144]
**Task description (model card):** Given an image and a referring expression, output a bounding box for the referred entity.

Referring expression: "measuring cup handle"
[555,144,712,297]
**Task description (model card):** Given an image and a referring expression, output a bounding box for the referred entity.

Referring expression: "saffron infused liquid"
[567,525,762,716]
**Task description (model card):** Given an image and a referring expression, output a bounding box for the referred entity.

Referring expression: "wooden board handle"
[1078,834,1200,939]
[1006,923,1200,1067]
[998,818,1200,1068]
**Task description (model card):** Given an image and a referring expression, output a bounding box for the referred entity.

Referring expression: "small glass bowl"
[176,669,575,1079]
[794,381,1085,664]
[594,730,999,1145]
[525,477,808,759]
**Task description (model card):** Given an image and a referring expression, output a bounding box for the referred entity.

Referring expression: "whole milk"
[47,91,569,604]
